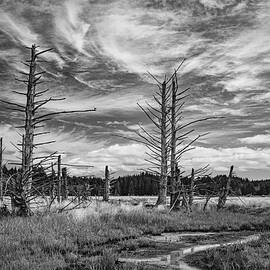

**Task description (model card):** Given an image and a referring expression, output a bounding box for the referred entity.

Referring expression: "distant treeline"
[2,166,270,196]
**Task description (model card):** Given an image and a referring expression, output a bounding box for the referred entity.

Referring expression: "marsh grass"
[186,233,270,270]
[0,201,270,269]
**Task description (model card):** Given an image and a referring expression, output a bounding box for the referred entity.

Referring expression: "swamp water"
[119,232,260,270]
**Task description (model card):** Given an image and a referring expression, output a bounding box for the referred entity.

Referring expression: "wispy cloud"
[54,0,91,58]
[95,2,204,76]
[0,10,38,46]
[0,0,269,178]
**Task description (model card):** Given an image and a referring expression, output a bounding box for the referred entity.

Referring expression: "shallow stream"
[119,232,260,270]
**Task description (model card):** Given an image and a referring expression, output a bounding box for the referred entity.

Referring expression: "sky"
[0,0,270,179]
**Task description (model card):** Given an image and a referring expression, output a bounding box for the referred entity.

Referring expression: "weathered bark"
[103,165,110,201]
[23,45,37,193]
[57,155,61,203]
[174,165,182,210]
[170,79,177,208]
[11,46,38,216]
[12,174,31,216]
[156,81,168,206]
[50,163,55,201]
[217,165,233,210]
[11,134,31,215]
[181,179,190,213]
[62,167,68,200]
[188,168,195,209]
[10,176,16,212]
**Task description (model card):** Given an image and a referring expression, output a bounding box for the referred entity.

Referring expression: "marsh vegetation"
[0,199,269,269]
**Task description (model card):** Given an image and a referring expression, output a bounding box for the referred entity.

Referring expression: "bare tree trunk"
[24,45,37,193]
[50,163,55,201]
[156,81,168,206]
[57,155,61,203]
[62,167,68,200]
[12,45,38,216]
[181,180,190,213]
[11,135,31,216]
[203,194,212,212]
[170,80,177,208]
[12,173,30,216]
[11,177,16,213]
[188,168,195,209]
[0,138,3,205]
[217,165,233,210]
[21,135,25,171]
[103,165,110,201]
[170,163,181,211]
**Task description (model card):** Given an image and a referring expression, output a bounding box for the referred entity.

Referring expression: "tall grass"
[0,201,269,269]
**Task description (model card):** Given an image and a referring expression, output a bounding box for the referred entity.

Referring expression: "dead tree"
[217,165,233,210]
[203,194,212,212]
[136,78,171,206]
[0,44,96,215]
[170,164,181,210]
[181,178,190,213]
[57,155,61,203]
[118,60,215,207]
[168,67,215,210]
[116,76,171,206]
[50,163,56,201]
[170,79,177,208]
[169,73,192,208]
[23,45,36,193]
[103,165,110,201]
[156,81,170,205]
[62,167,68,201]
[188,168,195,208]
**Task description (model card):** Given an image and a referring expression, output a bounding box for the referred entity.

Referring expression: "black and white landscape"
[0,1,269,270]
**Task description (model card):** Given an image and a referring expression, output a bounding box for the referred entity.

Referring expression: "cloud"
[0,10,38,46]
[217,74,262,92]
[189,1,270,93]
[40,51,66,69]
[85,143,147,175]
[0,0,270,179]
[183,145,270,178]
[199,0,233,9]
[54,0,91,57]
[95,2,205,76]
[239,134,270,145]
[185,104,246,116]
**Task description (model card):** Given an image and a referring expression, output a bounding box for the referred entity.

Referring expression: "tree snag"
[103,165,110,201]
[62,167,68,201]
[57,155,61,203]
[188,168,195,209]
[0,44,96,215]
[217,165,233,210]
[155,81,169,206]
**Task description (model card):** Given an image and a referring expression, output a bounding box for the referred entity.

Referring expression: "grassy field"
[0,199,270,270]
